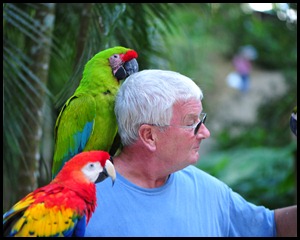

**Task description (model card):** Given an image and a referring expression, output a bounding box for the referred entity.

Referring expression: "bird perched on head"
[51,46,138,178]
[3,150,116,237]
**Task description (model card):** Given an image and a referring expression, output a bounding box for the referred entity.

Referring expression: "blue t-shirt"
[85,165,276,237]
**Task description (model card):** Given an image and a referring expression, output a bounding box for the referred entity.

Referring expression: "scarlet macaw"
[3,151,116,237]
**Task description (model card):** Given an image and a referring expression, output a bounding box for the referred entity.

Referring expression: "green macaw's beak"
[124,58,139,76]
[115,58,139,80]
[95,159,116,186]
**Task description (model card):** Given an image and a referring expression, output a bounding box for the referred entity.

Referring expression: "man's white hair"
[115,69,203,146]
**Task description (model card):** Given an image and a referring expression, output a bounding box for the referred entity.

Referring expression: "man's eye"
[186,122,196,127]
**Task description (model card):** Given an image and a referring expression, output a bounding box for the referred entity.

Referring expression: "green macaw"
[51,46,138,178]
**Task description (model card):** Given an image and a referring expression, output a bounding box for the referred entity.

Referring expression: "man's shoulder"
[179,165,227,187]
[180,164,210,177]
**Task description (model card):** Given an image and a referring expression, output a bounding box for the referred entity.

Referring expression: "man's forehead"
[173,99,202,111]
[172,100,202,119]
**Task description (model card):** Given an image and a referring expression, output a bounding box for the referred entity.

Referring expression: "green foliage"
[197,142,297,209]
[3,2,297,212]
[210,4,297,70]
[216,125,268,149]
[215,107,294,149]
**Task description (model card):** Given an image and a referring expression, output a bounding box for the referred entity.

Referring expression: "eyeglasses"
[146,112,207,136]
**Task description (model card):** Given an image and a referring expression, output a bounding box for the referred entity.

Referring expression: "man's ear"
[138,125,157,151]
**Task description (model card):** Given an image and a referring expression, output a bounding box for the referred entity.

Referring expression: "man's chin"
[190,152,200,164]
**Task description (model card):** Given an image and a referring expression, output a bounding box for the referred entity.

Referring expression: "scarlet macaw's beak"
[95,159,116,186]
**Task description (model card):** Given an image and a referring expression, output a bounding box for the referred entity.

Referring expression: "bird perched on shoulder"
[51,46,138,178]
[3,150,116,237]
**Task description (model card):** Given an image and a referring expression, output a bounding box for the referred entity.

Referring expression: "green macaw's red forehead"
[122,50,138,62]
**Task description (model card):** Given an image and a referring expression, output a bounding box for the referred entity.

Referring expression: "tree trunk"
[74,3,94,69]
[17,3,56,199]
[54,3,94,111]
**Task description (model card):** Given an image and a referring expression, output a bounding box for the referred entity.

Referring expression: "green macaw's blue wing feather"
[75,121,94,153]
[56,120,94,176]
[52,94,96,178]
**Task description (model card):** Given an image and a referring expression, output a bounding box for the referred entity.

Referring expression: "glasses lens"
[202,114,207,124]
[194,113,207,135]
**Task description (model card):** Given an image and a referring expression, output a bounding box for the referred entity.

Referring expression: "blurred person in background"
[232,45,257,93]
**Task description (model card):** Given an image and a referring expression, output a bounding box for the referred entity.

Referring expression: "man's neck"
[112,147,169,188]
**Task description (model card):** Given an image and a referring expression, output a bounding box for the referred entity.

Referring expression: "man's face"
[154,99,210,173]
